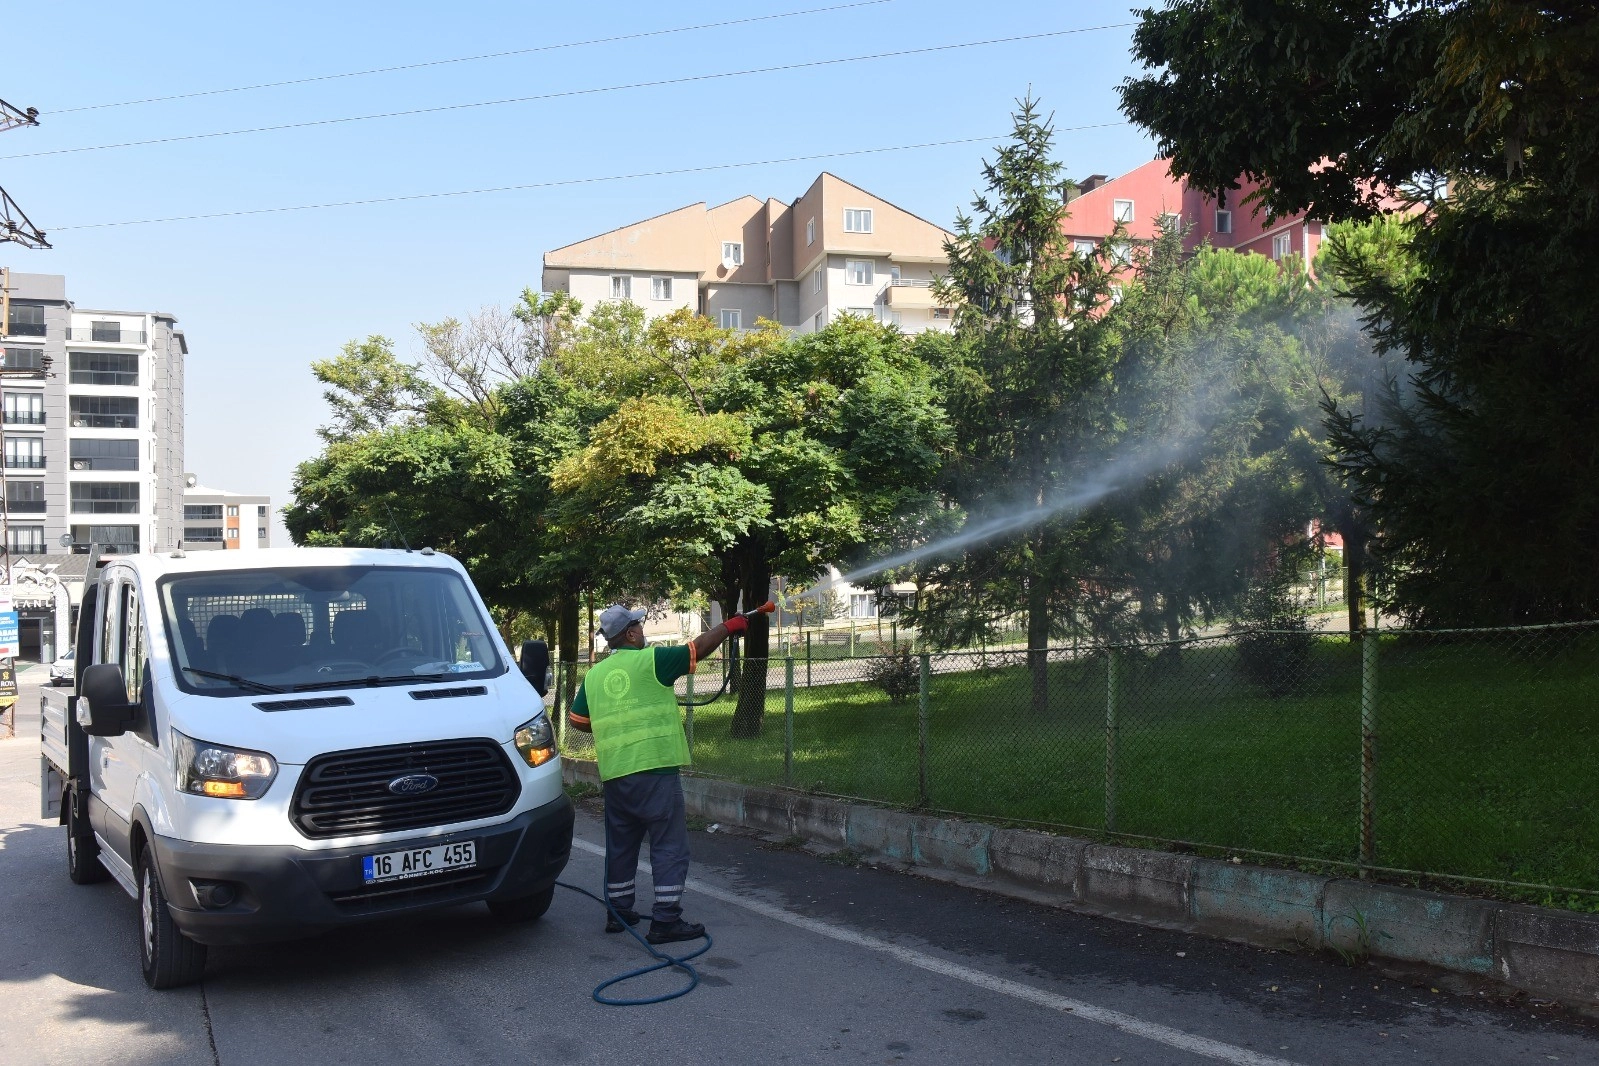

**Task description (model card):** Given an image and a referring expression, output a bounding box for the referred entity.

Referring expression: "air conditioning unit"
[72,420,85,427]
[72,460,89,470]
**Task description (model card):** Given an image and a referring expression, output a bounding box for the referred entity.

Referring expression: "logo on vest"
[602,669,632,700]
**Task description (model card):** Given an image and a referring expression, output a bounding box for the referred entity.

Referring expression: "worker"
[569,603,748,945]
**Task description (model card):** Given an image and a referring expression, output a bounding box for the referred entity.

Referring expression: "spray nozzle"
[741,600,777,619]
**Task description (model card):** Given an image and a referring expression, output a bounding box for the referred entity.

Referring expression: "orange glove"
[724,614,749,635]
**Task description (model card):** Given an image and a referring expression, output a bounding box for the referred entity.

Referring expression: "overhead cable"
[48,122,1130,231]
[45,1,896,116]
[4,25,1133,163]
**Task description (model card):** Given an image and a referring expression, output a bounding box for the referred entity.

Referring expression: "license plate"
[362,840,476,884]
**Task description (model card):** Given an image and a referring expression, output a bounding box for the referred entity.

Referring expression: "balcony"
[3,412,44,426]
[66,327,146,344]
[5,457,45,470]
[4,324,46,339]
[6,500,46,514]
[883,279,941,311]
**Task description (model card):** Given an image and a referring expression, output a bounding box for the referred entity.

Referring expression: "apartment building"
[542,173,955,334]
[1060,159,1328,272]
[182,474,270,550]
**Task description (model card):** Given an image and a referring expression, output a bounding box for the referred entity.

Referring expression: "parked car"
[39,547,571,989]
[49,650,74,686]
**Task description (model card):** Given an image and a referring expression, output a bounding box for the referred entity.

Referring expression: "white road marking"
[571,838,1301,1066]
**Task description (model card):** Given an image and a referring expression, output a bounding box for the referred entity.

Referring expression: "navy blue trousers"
[602,772,691,923]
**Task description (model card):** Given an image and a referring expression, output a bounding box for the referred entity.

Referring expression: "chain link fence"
[554,620,1599,902]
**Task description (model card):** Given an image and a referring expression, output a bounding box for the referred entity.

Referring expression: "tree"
[309,336,431,443]
[1122,0,1599,623]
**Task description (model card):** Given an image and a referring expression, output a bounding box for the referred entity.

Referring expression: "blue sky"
[2,1,1159,544]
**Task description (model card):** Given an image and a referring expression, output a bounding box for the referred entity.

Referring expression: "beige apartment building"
[542,173,954,334]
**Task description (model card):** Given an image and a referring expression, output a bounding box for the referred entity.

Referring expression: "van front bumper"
[150,795,574,946]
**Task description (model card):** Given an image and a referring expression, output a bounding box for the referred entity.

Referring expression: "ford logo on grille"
[388,773,439,796]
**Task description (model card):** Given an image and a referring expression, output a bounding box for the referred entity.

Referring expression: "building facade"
[182,474,270,550]
[542,173,955,334]
[0,269,187,659]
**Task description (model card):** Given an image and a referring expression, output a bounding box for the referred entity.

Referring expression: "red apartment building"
[1062,159,1325,267]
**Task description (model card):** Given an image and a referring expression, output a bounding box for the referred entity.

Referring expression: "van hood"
[161,677,544,764]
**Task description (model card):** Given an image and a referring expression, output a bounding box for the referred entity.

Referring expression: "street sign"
[0,659,15,699]
[0,610,19,659]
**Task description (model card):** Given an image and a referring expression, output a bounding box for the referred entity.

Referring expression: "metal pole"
[684,665,695,753]
[1105,646,1119,833]
[1359,620,1379,874]
[806,630,812,688]
[783,655,795,788]
[917,651,931,808]
[554,654,567,751]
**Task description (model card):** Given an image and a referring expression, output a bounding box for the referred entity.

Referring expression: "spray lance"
[678,599,776,708]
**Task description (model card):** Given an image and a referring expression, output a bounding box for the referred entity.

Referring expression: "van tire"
[138,848,207,989]
[486,885,555,923]
[66,793,109,885]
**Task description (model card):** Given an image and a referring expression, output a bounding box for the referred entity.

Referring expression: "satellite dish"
[184,473,198,488]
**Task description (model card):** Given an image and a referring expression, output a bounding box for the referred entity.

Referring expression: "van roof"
[103,547,464,580]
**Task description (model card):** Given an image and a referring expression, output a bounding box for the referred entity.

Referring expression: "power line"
[48,122,1130,231]
[45,1,896,116]
[3,25,1133,163]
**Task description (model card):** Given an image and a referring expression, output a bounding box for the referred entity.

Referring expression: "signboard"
[0,610,18,659]
[0,659,15,700]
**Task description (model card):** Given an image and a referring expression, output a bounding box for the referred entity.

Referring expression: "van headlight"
[513,714,557,768]
[174,730,278,799]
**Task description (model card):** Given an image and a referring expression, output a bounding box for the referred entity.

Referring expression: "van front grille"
[290,738,519,839]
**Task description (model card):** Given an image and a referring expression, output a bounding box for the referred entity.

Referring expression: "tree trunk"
[1027,570,1050,715]
[1343,522,1369,643]
[557,588,580,715]
[730,555,772,739]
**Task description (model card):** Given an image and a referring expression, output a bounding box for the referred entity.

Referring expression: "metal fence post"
[917,651,931,808]
[850,620,856,658]
[555,656,567,751]
[806,631,812,688]
[783,655,795,788]
[1360,621,1379,874]
[684,665,695,753]
[1105,646,1119,833]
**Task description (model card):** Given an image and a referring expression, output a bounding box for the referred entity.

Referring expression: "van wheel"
[486,885,555,923]
[138,848,207,989]
[66,793,109,885]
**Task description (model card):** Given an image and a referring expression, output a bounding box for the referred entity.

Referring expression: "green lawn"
[579,632,1599,897]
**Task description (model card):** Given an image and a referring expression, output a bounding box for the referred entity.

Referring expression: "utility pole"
[0,98,49,249]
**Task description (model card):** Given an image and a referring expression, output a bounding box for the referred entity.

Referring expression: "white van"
[40,547,572,988]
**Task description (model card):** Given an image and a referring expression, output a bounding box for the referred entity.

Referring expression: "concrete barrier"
[560,762,1599,1006]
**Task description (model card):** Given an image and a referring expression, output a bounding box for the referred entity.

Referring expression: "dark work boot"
[646,918,707,945]
[604,907,642,934]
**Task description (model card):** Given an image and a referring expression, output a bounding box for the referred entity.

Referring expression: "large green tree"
[1121,0,1599,623]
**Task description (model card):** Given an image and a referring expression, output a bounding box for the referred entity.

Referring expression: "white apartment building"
[182,474,270,550]
[542,173,954,334]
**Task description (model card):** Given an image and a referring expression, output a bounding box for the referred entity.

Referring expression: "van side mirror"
[77,663,139,737]
[519,640,551,697]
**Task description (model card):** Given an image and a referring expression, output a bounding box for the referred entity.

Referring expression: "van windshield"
[158,565,505,697]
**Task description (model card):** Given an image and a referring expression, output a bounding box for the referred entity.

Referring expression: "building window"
[846,307,873,319]
[719,308,742,330]
[69,351,139,386]
[1108,240,1134,266]
[844,208,873,233]
[3,392,43,426]
[71,524,138,553]
[226,505,239,517]
[1272,233,1293,259]
[184,504,223,521]
[258,526,268,539]
[5,436,43,470]
[1214,209,1233,234]
[1110,285,1124,305]
[1,346,44,371]
[71,438,139,471]
[1072,239,1097,255]
[90,321,124,342]
[721,242,743,267]
[257,505,267,517]
[184,526,224,543]
[5,480,45,513]
[806,217,815,245]
[226,527,239,540]
[69,396,138,430]
[849,593,877,619]
[813,310,825,332]
[812,268,823,294]
[610,275,631,300]
[932,308,952,321]
[1158,211,1180,231]
[71,481,140,514]
[1112,199,1135,223]
[6,304,45,337]
[845,259,873,286]
[8,526,44,554]
[651,277,673,301]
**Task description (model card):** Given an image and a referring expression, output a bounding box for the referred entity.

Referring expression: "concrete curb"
[561,759,1599,1006]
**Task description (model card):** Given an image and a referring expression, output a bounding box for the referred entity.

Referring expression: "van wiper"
[291,673,448,692]
[182,667,286,695]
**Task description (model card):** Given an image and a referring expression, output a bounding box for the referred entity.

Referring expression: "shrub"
[1228,573,1314,696]
[864,649,920,703]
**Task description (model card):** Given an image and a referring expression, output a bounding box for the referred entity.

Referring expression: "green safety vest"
[585,648,690,781]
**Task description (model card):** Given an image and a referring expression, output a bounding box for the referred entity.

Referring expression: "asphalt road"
[3,671,1597,1066]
